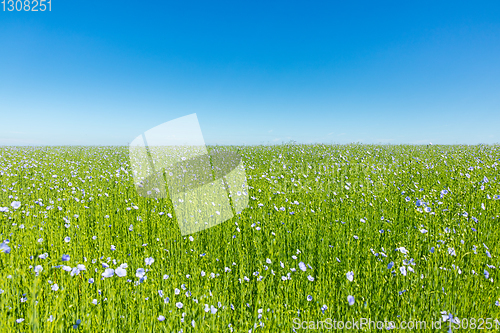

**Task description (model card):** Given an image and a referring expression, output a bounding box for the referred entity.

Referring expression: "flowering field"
[1,144,500,332]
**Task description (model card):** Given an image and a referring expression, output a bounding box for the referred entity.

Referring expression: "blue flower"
[73,319,81,329]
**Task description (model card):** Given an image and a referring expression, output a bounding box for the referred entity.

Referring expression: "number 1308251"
[2,0,51,11]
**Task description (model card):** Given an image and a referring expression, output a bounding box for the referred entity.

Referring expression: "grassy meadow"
[1,144,500,332]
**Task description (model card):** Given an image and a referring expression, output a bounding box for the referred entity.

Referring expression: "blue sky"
[1,1,499,145]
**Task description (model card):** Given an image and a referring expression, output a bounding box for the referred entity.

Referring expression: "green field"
[1,144,500,332]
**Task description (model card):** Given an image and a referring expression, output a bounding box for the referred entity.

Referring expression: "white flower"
[51,284,59,291]
[34,265,43,275]
[102,268,114,278]
[11,201,21,209]
[158,315,165,321]
[145,257,154,265]
[115,267,127,277]
[346,271,354,282]
[397,247,409,254]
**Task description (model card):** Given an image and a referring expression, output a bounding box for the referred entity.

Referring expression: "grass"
[0,143,499,332]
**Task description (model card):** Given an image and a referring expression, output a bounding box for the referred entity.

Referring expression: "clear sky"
[1,1,499,146]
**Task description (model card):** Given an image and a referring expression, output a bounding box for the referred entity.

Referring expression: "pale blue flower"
[102,268,114,278]
[136,268,145,278]
[0,242,11,254]
[299,262,306,272]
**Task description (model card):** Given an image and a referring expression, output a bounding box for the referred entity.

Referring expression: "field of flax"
[1,144,500,332]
